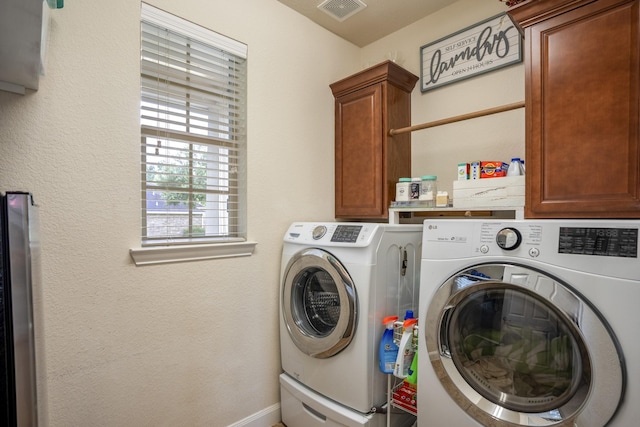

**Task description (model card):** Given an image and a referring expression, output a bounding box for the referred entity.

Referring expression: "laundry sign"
[420,13,522,92]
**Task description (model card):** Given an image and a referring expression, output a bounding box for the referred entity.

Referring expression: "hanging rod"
[388,101,525,136]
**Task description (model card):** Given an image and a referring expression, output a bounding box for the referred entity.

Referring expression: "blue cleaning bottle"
[379,316,399,374]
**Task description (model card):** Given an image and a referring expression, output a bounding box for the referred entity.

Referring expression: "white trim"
[227,403,281,427]
[141,2,247,59]
[130,241,257,266]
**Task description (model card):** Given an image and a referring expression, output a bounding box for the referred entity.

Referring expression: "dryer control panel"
[422,219,640,281]
[284,222,380,247]
[558,226,638,258]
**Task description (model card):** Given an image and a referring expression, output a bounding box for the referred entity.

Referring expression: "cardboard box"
[480,161,509,178]
[457,163,470,180]
[453,176,525,208]
[470,161,481,180]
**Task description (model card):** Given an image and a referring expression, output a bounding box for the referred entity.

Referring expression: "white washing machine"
[279,222,422,427]
[417,219,639,427]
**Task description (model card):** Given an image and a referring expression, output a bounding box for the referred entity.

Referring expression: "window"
[140,3,247,248]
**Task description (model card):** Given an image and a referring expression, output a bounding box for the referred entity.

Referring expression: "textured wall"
[0,0,358,425]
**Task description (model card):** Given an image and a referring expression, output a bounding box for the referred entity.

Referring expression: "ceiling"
[277,0,457,47]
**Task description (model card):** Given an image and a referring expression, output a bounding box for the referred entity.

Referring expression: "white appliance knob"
[480,245,490,254]
[312,225,327,240]
[496,227,522,250]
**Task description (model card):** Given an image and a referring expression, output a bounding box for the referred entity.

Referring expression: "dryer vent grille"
[317,0,367,22]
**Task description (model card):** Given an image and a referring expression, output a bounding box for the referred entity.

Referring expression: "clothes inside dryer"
[444,270,587,414]
[426,263,602,424]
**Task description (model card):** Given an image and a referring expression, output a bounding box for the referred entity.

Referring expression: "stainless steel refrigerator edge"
[1,192,44,427]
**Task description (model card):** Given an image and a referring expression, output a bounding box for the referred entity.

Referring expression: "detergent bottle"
[394,318,418,378]
[378,316,399,374]
[406,351,418,386]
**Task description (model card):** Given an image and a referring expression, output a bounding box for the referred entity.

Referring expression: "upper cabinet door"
[510,0,640,218]
[334,84,385,218]
[330,61,418,220]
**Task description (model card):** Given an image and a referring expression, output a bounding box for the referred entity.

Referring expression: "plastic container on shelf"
[419,175,437,207]
[507,158,525,176]
[396,178,411,201]
[410,177,421,200]
[379,316,399,374]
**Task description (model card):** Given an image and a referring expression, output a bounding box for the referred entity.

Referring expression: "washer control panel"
[285,222,379,247]
[558,226,638,258]
[309,224,366,243]
[422,219,640,280]
[329,225,363,243]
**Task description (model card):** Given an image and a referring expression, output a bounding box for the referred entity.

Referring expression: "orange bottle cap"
[403,318,418,328]
[382,315,398,324]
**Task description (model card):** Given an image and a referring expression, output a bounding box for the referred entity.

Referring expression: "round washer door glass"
[282,248,357,359]
[449,286,586,413]
[425,263,623,427]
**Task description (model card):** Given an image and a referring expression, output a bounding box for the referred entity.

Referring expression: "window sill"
[129,241,257,266]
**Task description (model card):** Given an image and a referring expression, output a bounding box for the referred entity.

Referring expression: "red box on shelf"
[480,161,508,178]
[392,382,417,414]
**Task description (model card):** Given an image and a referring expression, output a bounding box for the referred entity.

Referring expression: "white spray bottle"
[394,318,417,378]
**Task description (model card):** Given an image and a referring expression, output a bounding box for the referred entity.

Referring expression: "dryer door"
[425,263,623,427]
[282,248,357,359]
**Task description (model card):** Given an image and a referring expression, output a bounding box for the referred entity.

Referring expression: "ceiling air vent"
[317,0,367,22]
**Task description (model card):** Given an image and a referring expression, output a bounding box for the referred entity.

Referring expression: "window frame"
[131,3,255,265]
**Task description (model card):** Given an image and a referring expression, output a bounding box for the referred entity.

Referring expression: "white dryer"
[417,219,640,427]
[279,222,422,426]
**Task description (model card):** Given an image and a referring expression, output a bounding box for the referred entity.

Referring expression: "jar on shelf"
[410,177,421,200]
[419,175,437,207]
[396,178,411,201]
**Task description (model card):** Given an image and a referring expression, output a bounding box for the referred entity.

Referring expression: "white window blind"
[140,3,247,246]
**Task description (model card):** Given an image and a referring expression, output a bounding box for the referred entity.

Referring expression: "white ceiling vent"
[317,0,367,22]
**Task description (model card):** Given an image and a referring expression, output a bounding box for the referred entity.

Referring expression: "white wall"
[0,1,358,426]
[0,0,526,425]
[361,0,525,195]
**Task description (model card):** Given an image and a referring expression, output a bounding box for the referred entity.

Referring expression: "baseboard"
[227,403,281,427]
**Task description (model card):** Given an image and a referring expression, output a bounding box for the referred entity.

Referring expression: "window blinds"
[140,3,247,245]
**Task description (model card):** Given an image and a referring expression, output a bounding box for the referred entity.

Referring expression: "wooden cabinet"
[330,61,418,220]
[509,0,640,218]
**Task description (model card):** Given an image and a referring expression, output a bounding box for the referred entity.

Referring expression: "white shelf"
[388,205,524,224]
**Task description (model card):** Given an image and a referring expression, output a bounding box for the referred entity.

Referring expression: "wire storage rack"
[388,320,419,419]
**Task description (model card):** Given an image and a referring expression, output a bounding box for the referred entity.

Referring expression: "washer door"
[282,248,357,359]
[425,263,623,427]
